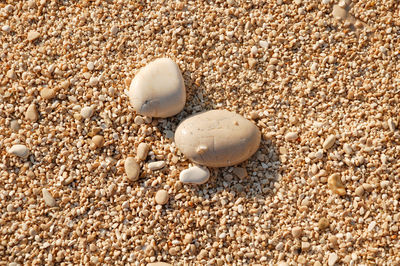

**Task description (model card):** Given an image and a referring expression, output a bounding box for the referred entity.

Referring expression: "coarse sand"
[1,0,400,265]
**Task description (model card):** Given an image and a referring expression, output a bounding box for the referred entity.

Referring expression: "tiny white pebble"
[80,106,94,119]
[259,40,269,48]
[251,46,258,55]
[42,188,56,207]
[367,221,376,232]
[285,132,298,141]
[111,25,119,35]
[87,62,94,71]
[2,25,11,32]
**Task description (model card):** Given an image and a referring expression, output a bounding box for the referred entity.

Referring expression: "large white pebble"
[180,166,210,184]
[8,144,29,158]
[175,110,261,167]
[128,58,186,118]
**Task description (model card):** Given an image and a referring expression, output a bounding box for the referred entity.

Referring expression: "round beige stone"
[40,88,56,100]
[155,189,169,205]
[174,110,261,167]
[25,103,39,122]
[92,135,105,148]
[128,58,186,118]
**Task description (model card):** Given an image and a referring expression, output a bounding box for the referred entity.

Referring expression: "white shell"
[128,58,186,118]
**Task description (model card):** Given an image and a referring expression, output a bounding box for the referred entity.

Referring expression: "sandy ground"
[1,0,400,265]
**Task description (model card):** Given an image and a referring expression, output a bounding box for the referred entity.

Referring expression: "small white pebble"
[367,221,376,232]
[323,135,336,150]
[42,188,56,207]
[148,161,166,171]
[259,40,269,48]
[251,46,258,55]
[285,132,298,141]
[2,25,11,32]
[8,144,29,159]
[80,106,94,119]
[87,62,94,71]
[110,25,119,35]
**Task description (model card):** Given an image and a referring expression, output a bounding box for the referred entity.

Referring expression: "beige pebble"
[323,135,336,150]
[60,80,70,89]
[40,88,56,100]
[175,110,261,167]
[355,185,364,196]
[81,106,94,119]
[328,235,338,245]
[250,111,259,120]
[301,241,311,251]
[183,233,193,244]
[328,252,338,266]
[292,227,302,238]
[27,30,40,41]
[285,132,298,141]
[42,188,56,207]
[332,5,348,20]
[232,167,248,179]
[8,144,30,158]
[179,165,210,185]
[10,120,20,131]
[362,183,374,192]
[388,118,396,132]
[343,143,353,155]
[155,189,169,205]
[7,69,16,79]
[91,135,105,148]
[124,157,140,181]
[110,25,119,35]
[148,161,166,171]
[328,173,346,196]
[134,116,145,125]
[318,218,330,230]
[136,143,149,161]
[25,103,39,122]
[128,58,186,118]
[248,58,257,69]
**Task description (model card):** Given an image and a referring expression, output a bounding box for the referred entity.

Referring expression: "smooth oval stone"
[8,144,30,158]
[155,189,169,205]
[124,157,140,181]
[175,110,261,167]
[128,58,186,118]
[180,166,210,184]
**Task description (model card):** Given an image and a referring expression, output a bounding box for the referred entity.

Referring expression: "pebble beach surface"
[1,1,400,265]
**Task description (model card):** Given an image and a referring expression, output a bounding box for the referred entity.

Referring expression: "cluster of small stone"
[1,0,400,265]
